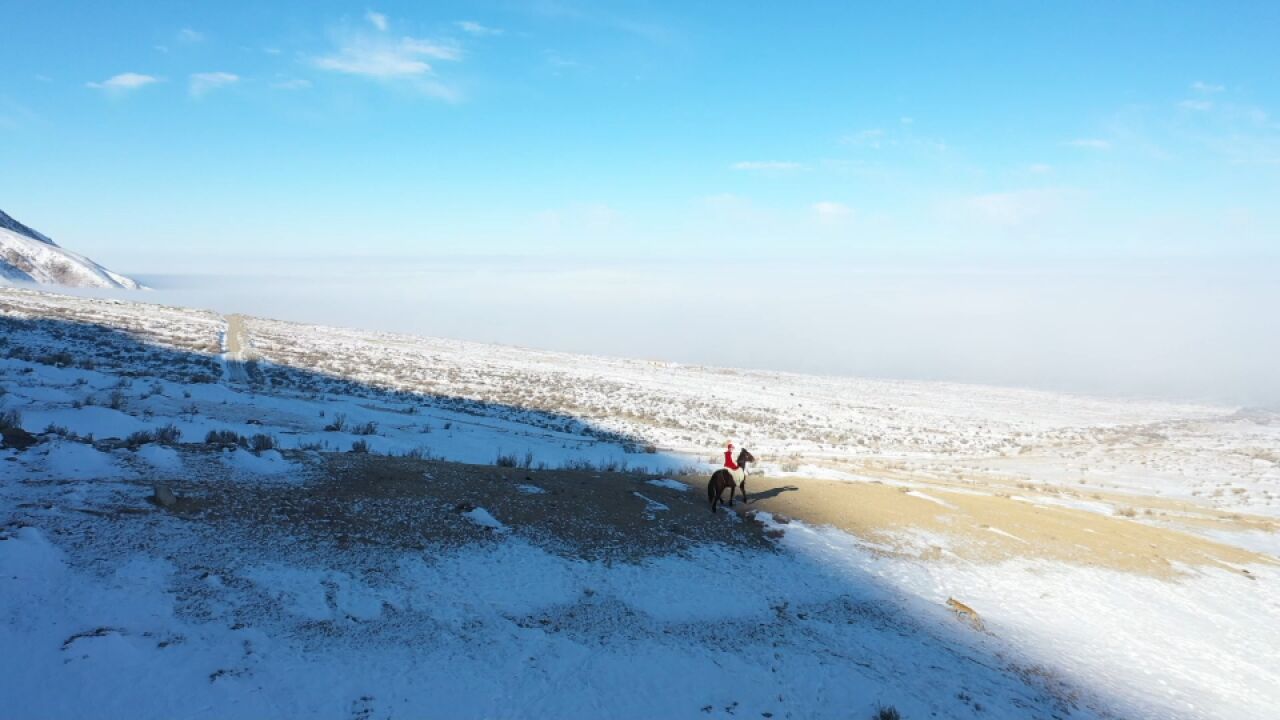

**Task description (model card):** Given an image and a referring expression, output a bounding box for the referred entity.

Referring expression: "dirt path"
[679,470,1277,579]
[222,314,252,383]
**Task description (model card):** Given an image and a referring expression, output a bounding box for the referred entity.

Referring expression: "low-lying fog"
[54,256,1280,408]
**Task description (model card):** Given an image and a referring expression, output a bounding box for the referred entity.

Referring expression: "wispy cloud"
[840,128,884,148]
[86,72,159,92]
[838,127,946,154]
[456,20,503,36]
[312,19,464,100]
[272,78,312,90]
[1028,163,1053,174]
[0,96,38,130]
[530,3,673,43]
[365,11,388,32]
[1067,138,1111,150]
[178,27,204,43]
[1191,81,1225,94]
[314,34,460,78]
[954,188,1075,229]
[812,201,852,220]
[731,161,802,171]
[189,72,240,97]
[1179,99,1213,111]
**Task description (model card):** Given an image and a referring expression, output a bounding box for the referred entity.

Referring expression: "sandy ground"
[688,469,1278,579]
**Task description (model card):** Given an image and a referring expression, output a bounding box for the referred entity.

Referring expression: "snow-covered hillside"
[2,286,1278,719]
[0,209,143,289]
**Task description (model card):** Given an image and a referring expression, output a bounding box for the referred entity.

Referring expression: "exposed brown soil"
[165,451,772,562]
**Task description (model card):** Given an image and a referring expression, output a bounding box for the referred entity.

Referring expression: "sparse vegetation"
[205,429,247,447]
[154,423,182,444]
[399,446,438,460]
[0,409,22,431]
[323,413,347,432]
[873,705,901,720]
[125,430,156,449]
[350,439,370,453]
[249,433,277,453]
[351,420,378,436]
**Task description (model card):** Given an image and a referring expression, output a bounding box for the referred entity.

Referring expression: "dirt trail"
[681,470,1277,579]
[222,314,253,383]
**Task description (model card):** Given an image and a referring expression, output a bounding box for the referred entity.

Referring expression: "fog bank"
[78,257,1280,407]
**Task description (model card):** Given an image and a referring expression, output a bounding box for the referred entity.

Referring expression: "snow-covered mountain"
[0,209,143,289]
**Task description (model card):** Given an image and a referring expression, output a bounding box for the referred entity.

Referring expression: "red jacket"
[723,450,738,470]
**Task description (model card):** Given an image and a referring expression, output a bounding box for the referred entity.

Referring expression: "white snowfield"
[2,286,1279,720]
[0,225,143,290]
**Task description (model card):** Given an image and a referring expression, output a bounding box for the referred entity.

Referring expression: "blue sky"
[2,1,1278,270]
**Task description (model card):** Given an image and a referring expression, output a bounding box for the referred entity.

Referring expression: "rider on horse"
[723,442,739,471]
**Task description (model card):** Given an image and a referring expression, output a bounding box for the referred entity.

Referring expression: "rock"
[151,484,178,508]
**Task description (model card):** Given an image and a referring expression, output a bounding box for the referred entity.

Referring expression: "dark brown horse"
[708,448,756,513]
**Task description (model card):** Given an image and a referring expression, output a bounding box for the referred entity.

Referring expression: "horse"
[708,448,756,513]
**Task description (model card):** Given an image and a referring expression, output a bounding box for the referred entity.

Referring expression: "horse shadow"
[746,484,799,502]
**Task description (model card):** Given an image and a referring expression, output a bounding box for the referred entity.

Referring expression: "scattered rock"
[151,484,178,508]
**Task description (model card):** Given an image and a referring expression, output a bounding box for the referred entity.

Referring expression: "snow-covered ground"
[2,286,1278,719]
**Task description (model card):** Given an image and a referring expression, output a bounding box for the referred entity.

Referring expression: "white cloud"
[812,201,852,219]
[189,72,239,97]
[1191,81,1225,94]
[1067,138,1111,150]
[955,188,1073,228]
[840,128,884,148]
[314,34,460,78]
[1179,99,1213,111]
[365,11,388,31]
[457,20,503,36]
[86,73,159,92]
[272,78,312,90]
[731,161,802,171]
[178,27,204,43]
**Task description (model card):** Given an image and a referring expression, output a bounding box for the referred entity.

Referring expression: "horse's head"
[737,448,756,465]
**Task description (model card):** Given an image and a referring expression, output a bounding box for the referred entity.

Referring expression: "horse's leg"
[728,481,736,507]
[741,475,748,503]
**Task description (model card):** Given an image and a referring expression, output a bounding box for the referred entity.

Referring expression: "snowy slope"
[2,287,1279,719]
[0,210,143,289]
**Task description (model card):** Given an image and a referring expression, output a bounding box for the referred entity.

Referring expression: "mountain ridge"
[0,208,144,289]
